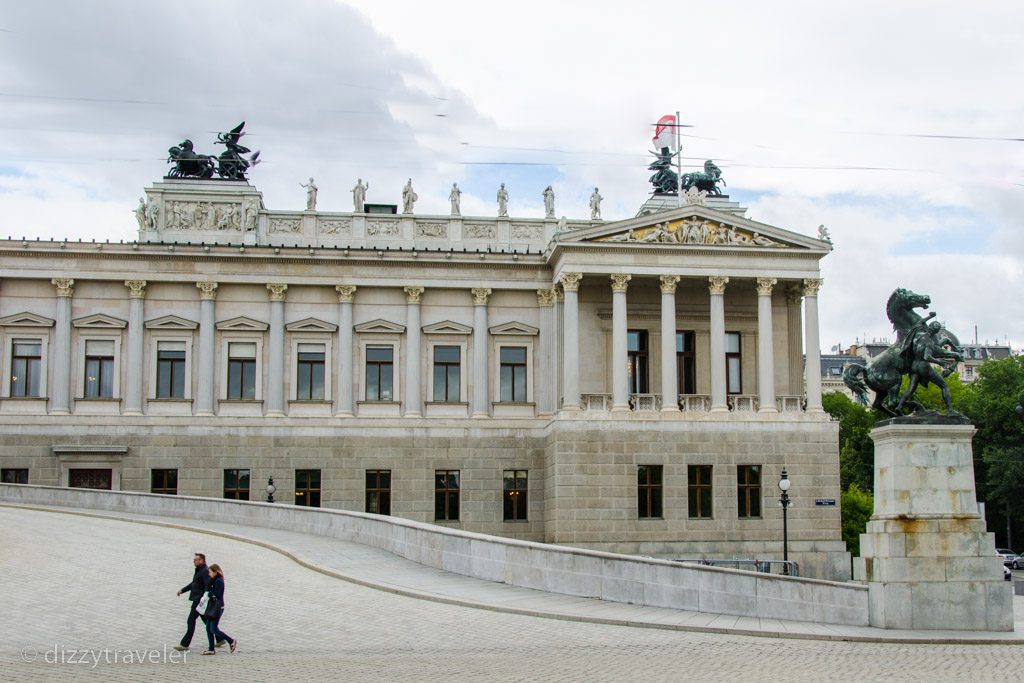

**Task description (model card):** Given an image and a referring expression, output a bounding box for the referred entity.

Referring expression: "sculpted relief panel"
[318,218,352,236]
[511,223,543,240]
[602,218,783,247]
[269,218,302,234]
[416,221,447,239]
[366,219,400,237]
[463,223,495,240]
[165,201,243,231]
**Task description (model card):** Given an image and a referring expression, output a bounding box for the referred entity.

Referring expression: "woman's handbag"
[204,593,222,619]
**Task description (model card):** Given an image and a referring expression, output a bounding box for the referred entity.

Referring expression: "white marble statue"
[352,179,369,213]
[497,183,509,217]
[300,177,318,211]
[134,197,147,231]
[244,200,257,232]
[402,178,418,214]
[449,183,461,216]
[557,215,568,233]
[589,187,603,220]
[818,224,832,242]
[145,197,158,230]
[543,186,555,218]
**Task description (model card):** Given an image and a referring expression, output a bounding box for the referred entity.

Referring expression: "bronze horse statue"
[843,288,964,417]
[167,139,216,179]
[681,160,726,196]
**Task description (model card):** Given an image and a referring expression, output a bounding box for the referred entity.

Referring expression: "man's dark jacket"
[181,563,211,602]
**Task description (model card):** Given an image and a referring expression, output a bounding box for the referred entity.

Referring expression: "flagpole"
[675,110,682,207]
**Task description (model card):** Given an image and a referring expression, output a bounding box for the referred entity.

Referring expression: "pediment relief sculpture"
[599,217,783,247]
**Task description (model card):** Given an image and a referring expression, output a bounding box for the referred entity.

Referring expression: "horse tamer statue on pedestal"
[843,288,965,418]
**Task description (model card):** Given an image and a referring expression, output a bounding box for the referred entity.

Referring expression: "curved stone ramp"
[1,485,1021,643]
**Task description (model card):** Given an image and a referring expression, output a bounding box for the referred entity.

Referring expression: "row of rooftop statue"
[297,177,604,220]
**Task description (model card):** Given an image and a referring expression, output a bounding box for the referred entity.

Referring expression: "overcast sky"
[1,0,1022,353]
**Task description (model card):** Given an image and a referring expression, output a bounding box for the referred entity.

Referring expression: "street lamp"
[265,477,276,504]
[778,468,792,575]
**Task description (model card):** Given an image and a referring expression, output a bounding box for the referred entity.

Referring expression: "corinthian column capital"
[404,286,425,304]
[803,278,823,297]
[756,277,777,297]
[51,278,75,297]
[124,280,147,299]
[708,276,729,296]
[196,281,218,300]
[335,285,357,303]
[266,283,289,301]
[559,272,582,292]
[610,273,631,293]
[471,288,492,305]
[660,275,680,294]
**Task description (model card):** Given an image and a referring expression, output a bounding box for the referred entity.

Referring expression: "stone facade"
[0,179,849,579]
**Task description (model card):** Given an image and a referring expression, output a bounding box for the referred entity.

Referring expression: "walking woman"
[201,564,237,655]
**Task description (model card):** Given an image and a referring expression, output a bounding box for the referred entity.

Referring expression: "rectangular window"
[726,332,742,395]
[737,465,761,518]
[69,468,112,490]
[223,468,251,500]
[637,465,663,519]
[84,339,114,398]
[296,343,326,401]
[365,469,391,515]
[1,468,28,484]
[688,465,712,518]
[503,470,528,521]
[156,341,186,399]
[227,342,257,400]
[365,346,394,401]
[434,469,460,521]
[151,468,178,495]
[499,347,527,402]
[627,330,649,394]
[432,345,461,402]
[676,331,696,395]
[295,469,321,507]
[11,340,42,397]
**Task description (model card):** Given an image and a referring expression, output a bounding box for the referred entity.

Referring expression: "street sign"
[815,498,837,506]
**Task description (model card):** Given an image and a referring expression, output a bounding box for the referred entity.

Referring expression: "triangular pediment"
[489,321,539,336]
[286,317,338,332]
[216,316,269,331]
[556,204,829,251]
[0,311,55,328]
[422,320,473,335]
[145,314,198,330]
[354,318,406,334]
[72,313,127,329]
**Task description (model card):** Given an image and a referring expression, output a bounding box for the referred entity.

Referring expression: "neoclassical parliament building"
[0,175,850,579]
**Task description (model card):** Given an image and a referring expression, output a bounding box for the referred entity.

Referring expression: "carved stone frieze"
[601,218,784,247]
[318,218,352,235]
[165,200,242,232]
[269,218,302,234]
[511,223,543,240]
[366,219,399,237]
[463,223,495,240]
[416,222,447,239]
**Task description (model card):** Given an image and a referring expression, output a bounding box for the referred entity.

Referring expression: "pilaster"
[123,280,147,415]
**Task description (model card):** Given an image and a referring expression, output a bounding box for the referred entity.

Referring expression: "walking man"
[174,552,211,651]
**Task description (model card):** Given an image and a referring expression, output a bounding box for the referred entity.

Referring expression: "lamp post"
[266,477,276,504]
[778,468,792,575]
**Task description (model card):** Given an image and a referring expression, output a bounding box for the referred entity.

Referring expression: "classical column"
[554,286,564,408]
[660,275,680,412]
[404,286,424,417]
[266,283,288,416]
[335,285,356,416]
[559,273,582,410]
[611,274,631,411]
[470,288,491,417]
[786,286,804,396]
[756,277,778,413]
[537,288,557,415]
[708,276,729,412]
[195,282,218,415]
[196,280,221,413]
[50,278,74,415]
[123,280,147,415]
[803,278,824,412]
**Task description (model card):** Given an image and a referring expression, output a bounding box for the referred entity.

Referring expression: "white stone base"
[853,422,1013,631]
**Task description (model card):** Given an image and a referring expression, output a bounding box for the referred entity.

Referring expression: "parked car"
[996,548,1018,567]
[1013,555,1024,570]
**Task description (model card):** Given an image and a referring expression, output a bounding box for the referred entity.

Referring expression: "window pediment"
[422,320,473,335]
[489,321,539,336]
[354,319,406,334]
[216,316,269,331]
[72,313,127,329]
[145,315,198,330]
[286,317,338,332]
[0,311,55,328]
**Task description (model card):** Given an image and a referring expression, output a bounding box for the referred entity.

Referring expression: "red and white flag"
[652,114,677,150]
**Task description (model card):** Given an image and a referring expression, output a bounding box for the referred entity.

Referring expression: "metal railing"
[673,558,800,577]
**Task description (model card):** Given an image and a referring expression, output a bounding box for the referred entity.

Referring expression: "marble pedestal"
[853,421,1013,631]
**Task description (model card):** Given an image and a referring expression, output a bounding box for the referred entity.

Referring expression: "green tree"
[959,356,1024,549]
[899,372,969,413]
[840,483,874,557]
[822,391,875,491]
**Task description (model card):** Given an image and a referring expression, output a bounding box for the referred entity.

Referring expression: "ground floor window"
[1,468,28,484]
[737,465,761,518]
[688,465,712,518]
[69,468,112,490]
[366,470,391,515]
[637,465,663,518]
[223,468,250,500]
[503,470,528,521]
[295,469,321,507]
[434,470,460,521]
[151,468,177,495]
